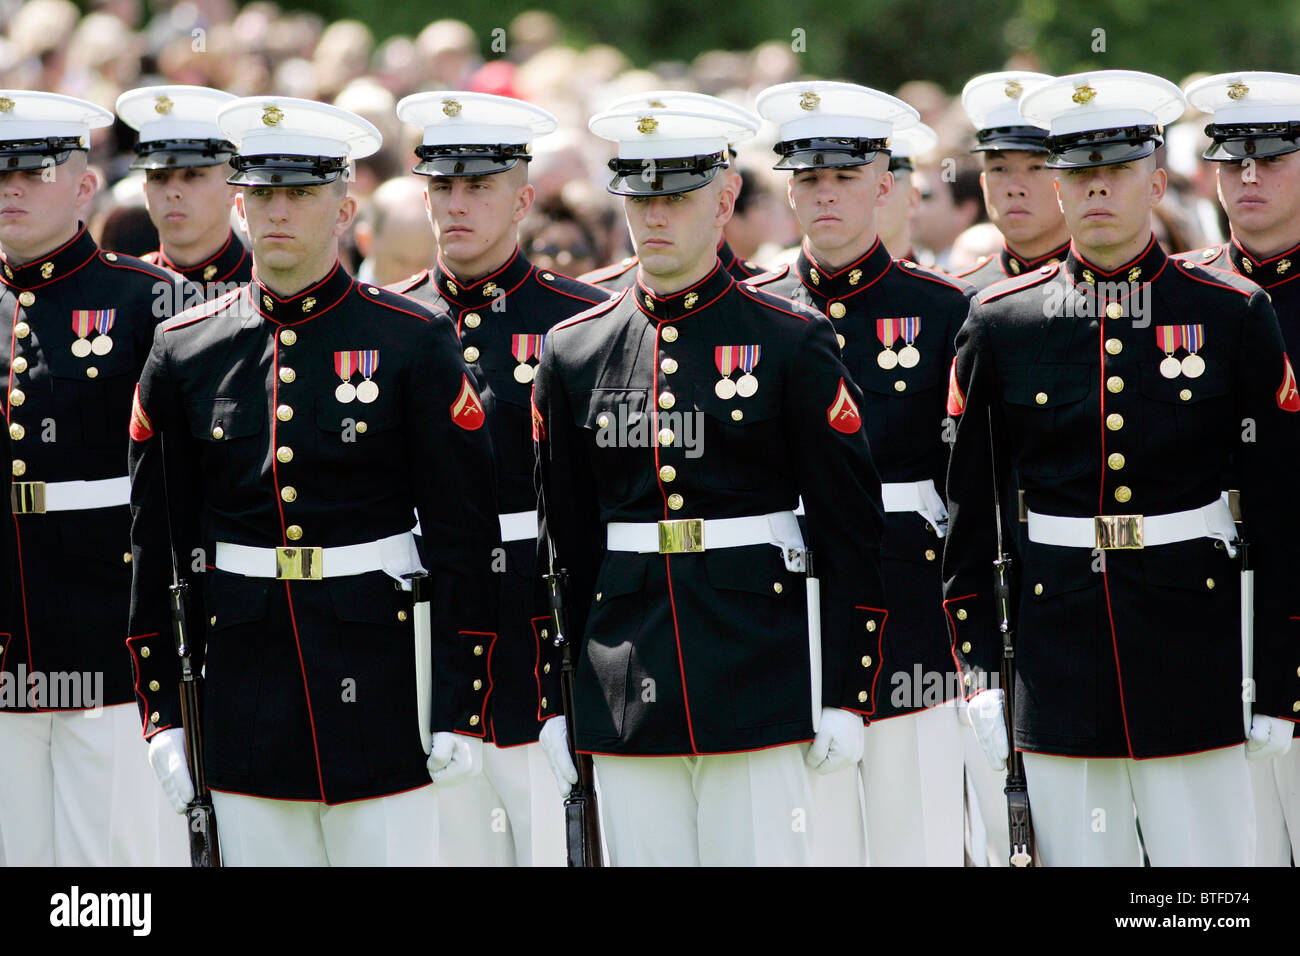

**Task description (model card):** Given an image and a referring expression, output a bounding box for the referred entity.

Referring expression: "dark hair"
[98,205,160,258]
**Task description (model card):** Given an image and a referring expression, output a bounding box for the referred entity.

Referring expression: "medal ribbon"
[715,345,737,376]
[876,318,898,348]
[1182,325,1204,354]
[71,310,94,338]
[1156,326,1182,354]
[94,309,116,335]
[900,316,921,345]
[360,350,379,377]
[738,345,761,373]
[512,334,543,363]
[334,350,357,381]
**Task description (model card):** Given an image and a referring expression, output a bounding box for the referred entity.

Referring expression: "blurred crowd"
[0,0,1233,282]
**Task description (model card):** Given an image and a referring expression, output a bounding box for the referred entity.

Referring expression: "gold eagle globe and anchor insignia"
[442,98,462,117]
[1072,83,1097,105]
[154,95,174,114]
[1227,82,1250,101]
[636,116,658,134]
[262,105,284,127]
[1004,80,1023,99]
[799,91,821,111]
[0,97,13,113]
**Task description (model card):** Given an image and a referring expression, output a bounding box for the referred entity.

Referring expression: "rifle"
[161,433,220,867]
[988,408,1034,867]
[544,566,603,867]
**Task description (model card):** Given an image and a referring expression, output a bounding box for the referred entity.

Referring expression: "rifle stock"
[170,581,221,868]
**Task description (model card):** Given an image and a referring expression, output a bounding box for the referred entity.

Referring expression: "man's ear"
[715,178,737,228]
[333,194,358,238]
[513,182,536,224]
[74,166,100,211]
[1149,165,1168,208]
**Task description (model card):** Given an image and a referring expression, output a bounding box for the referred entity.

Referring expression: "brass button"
[280,485,297,502]
[469,715,480,726]
[122,552,131,564]
[150,712,160,724]
[14,321,29,338]
[773,582,783,594]
[836,333,846,349]
[140,646,151,659]
[829,302,846,319]
[473,644,484,656]
[473,679,483,691]
[105,253,117,262]
[211,425,225,440]
[149,680,160,692]
[658,427,674,445]
[541,696,548,709]
[543,663,551,674]
[356,421,367,434]
[1106,376,1124,393]
[276,404,294,422]
[463,346,480,363]
[464,312,481,328]
[866,620,877,632]
[12,356,27,374]
[1107,452,1125,470]
[279,328,297,346]
[956,609,967,621]
[1105,302,1123,320]
[397,610,408,622]
[661,357,678,374]
[11,459,25,476]
[209,616,217,626]
[597,413,610,428]
[1034,392,1048,405]
[661,326,678,343]
[857,690,869,703]
[861,655,872,667]
[541,630,548,639]
[595,592,602,601]
[18,292,34,307]
[1034,583,1043,595]
[961,641,972,654]
[286,524,303,541]
[925,549,936,561]
[9,389,24,406]
[87,366,100,379]
[279,367,296,383]
[731,409,743,421]
[1114,485,1132,503]
[964,674,973,687]
[1104,338,1122,355]
[894,380,906,392]
[1206,578,1215,590]
[667,493,684,510]
[658,391,675,410]
[659,465,676,482]
[1106,413,1124,431]
[276,446,294,463]
[1180,389,1192,401]
[1292,701,1300,713]
[8,423,23,440]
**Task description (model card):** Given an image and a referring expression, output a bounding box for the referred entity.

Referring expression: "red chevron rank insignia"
[451,373,485,430]
[946,357,965,416]
[1278,355,1300,412]
[129,384,154,441]
[826,377,861,434]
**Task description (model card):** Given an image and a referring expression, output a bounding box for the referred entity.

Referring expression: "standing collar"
[1064,234,1168,292]
[1000,237,1071,277]
[249,259,354,324]
[1229,234,1300,287]
[432,246,534,307]
[0,222,100,290]
[795,236,893,301]
[157,230,250,285]
[634,257,734,323]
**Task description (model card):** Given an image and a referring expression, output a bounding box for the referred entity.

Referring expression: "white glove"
[968,689,1009,772]
[539,716,579,796]
[147,728,195,814]
[1245,715,1295,760]
[805,707,863,775]
[427,731,483,786]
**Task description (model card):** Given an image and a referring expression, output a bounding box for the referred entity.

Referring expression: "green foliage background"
[298,0,1300,91]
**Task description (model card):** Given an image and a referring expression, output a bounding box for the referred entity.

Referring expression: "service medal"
[896,316,921,368]
[334,350,358,403]
[511,334,543,387]
[1180,325,1205,378]
[735,344,761,397]
[714,345,738,399]
[356,349,380,403]
[876,317,900,369]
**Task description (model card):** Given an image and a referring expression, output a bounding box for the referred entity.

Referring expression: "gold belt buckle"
[657,518,704,554]
[1095,514,1144,550]
[276,546,323,580]
[11,481,46,515]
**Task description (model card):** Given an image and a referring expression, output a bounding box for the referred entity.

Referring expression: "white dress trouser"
[594,743,814,866]
[1250,747,1300,866]
[1022,745,1254,866]
[963,722,1010,867]
[210,785,438,866]
[860,701,964,866]
[809,763,865,866]
[438,742,565,866]
[0,703,185,866]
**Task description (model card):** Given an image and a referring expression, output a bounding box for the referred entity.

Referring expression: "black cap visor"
[971,126,1049,153]
[131,138,234,170]
[0,136,83,171]
[1044,126,1162,169]
[227,154,349,186]
[1202,122,1300,161]
[888,156,914,173]
[605,151,728,196]
[412,143,531,178]
[773,136,888,170]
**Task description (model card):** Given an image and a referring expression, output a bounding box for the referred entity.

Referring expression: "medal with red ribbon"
[877,318,899,369]
[715,345,738,399]
[512,333,543,384]
[334,350,358,403]
[1156,325,1183,379]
